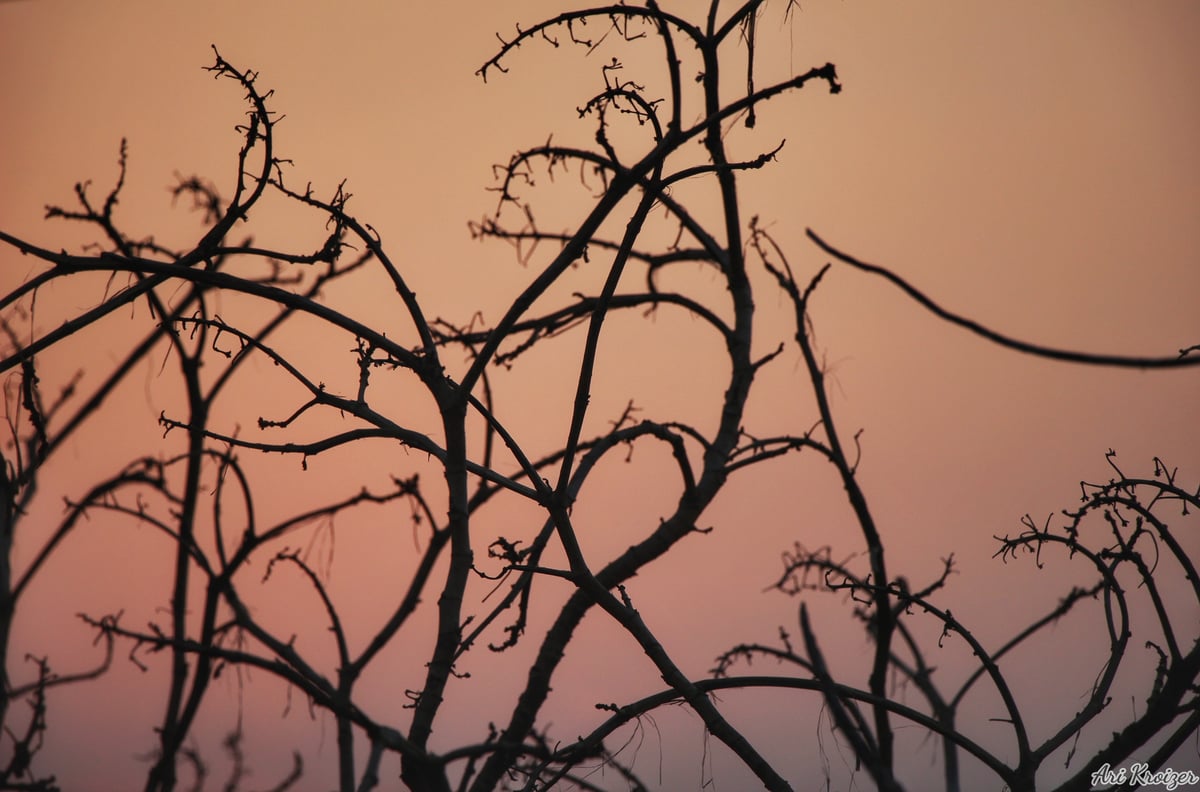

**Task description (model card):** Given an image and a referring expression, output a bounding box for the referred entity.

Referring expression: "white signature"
[1091,763,1200,790]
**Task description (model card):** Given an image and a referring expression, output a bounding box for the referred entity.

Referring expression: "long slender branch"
[807,229,1200,368]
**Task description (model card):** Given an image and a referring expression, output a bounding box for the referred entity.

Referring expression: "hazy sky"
[2,2,1198,789]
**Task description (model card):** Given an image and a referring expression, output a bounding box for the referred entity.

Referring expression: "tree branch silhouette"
[1,3,1195,792]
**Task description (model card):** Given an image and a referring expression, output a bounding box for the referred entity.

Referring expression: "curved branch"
[807,229,1200,369]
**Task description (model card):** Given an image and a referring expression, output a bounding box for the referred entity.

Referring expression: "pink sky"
[2,2,1198,789]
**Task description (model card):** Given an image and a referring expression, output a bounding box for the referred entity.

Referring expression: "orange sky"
[2,2,1198,789]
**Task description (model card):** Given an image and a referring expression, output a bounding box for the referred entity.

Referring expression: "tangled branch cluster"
[0,3,1195,791]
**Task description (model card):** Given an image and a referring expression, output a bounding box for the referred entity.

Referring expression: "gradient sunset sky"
[2,2,1198,789]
